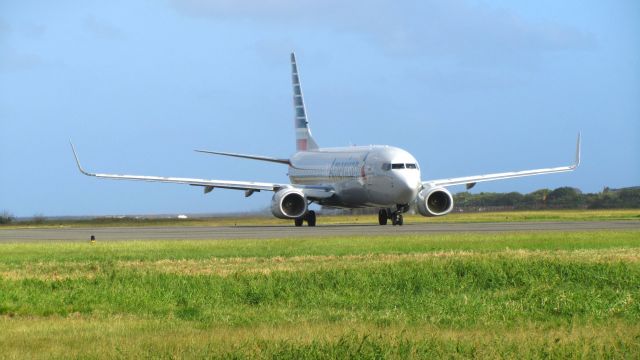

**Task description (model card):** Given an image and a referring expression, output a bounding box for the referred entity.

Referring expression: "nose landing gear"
[392,212,404,226]
[378,206,405,226]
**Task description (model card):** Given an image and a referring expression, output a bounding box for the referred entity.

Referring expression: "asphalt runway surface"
[0,221,638,242]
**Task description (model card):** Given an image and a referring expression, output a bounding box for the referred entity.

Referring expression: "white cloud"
[84,15,124,40]
[21,24,46,39]
[0,48,45,71]
[0,18,11,44]
[169,0,595,62]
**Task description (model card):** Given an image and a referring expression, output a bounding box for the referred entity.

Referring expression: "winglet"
[69,141,95,176]
[574,132,581,169]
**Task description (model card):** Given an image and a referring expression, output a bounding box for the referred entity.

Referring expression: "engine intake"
[417,187,454,217]
[271,188,307,219]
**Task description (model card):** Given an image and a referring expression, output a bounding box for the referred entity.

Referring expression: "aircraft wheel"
[391,212,402,226]
[294,217,304,227]
[378,209,388,225]
[306,210,316,227]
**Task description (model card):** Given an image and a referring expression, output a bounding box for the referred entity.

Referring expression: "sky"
[1,0,638,217]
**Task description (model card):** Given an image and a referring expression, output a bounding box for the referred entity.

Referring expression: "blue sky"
[1,0,638,217]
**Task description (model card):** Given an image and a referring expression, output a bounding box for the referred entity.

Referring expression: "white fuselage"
[288,145,422,208]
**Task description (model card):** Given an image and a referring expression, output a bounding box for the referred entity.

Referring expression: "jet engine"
[271,188,308,219]
[416,187,454,217]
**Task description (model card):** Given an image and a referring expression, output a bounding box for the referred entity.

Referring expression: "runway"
[1,221,638,242]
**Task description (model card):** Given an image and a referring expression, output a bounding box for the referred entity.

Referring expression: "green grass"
[1,231,639,358]
[4,209,639,229]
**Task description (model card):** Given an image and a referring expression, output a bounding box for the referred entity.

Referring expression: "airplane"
[71,52,581,227]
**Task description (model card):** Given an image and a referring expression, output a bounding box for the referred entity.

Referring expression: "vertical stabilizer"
[291,52,319,151]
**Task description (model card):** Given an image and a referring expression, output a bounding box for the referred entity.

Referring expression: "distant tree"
[453,192,472,208]
[547,187,584,208]
[0,210,15,224]
[617,188,640,208]
[502,192,524,206]
[32,213,46,224]
[587,191,618,209]
[518,189,549,209]
[454,191,523,209]
[588,187,640,209]
[453,186,640,211]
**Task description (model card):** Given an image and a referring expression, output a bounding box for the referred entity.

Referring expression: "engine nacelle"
[271,188,308,219]
[417,187,454,217]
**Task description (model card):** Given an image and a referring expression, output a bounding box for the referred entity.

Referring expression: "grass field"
[3,209,640,229]
[1,230,639,358]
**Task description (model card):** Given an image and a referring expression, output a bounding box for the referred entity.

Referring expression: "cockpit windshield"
[383,163,419,171]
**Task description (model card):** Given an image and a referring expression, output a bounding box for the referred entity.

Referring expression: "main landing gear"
[378,206,406,226]
[294,210,316,227]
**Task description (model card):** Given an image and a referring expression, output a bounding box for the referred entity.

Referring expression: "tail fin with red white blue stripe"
[291,52,319,152]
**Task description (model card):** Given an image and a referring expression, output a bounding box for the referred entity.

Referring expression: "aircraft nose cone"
[396,174,420,203]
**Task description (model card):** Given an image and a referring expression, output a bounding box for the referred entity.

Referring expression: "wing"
[194,149,290,165]
[424,134,581,189]
[70,143,334,199]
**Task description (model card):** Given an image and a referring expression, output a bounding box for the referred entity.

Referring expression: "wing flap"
[90,172,279,191]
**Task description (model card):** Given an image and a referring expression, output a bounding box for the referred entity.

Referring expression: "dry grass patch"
[1,316,638,359]
[2,248,639,280]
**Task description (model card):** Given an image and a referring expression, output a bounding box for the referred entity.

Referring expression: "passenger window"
[391,163,405,169]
